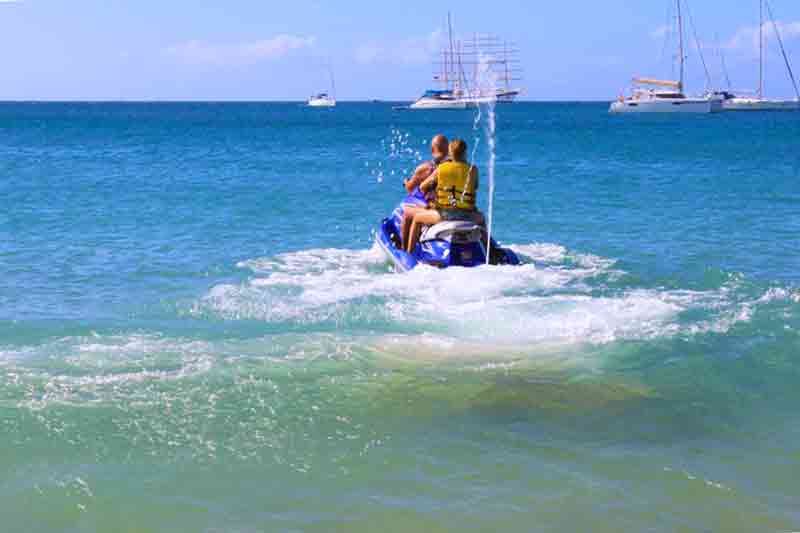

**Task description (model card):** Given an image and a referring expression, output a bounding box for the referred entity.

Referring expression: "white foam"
[2,333,216,383]
[757,287,800,305]
[182,242,800,362]
[195,243,699,354]
[205,249,590,326]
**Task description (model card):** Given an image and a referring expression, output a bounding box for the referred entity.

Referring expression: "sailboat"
[610,0,712,113]
[717,0,799,111]
[307,61,337,108]
[410,14,469,110]
[409,13,523,110]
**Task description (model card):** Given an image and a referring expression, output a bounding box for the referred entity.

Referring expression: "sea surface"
[1,102,799,532]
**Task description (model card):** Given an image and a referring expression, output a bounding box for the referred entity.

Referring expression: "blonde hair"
[449,139,467,162]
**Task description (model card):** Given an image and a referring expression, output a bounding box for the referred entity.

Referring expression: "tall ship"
[610,0,712,114]
[713,0,799,111]
[410,14,524,110]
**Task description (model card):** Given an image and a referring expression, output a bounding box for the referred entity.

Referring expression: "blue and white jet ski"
[375,191,520,272]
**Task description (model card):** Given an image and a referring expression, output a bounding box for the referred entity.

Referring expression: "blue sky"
[1,0,799,100]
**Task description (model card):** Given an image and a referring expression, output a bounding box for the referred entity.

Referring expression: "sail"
[632,78,682,89]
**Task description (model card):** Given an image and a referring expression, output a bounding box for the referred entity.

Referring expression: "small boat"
[496,88,522,103]
[307,92,336,107]
[307,60,337,107]
[610,0,711,114]
[375,193,519,272]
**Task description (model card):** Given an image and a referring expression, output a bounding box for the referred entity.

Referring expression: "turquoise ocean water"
[1,102,799,531]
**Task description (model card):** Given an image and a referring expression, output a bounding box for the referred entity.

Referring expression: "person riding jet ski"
[405,138,484,254]
[399,134,449,249]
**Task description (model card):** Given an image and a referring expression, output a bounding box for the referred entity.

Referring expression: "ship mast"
[759,0,764,98]
[328,60,336,100]
[503,41,510,91]
[718,36,733,91]
[430,14,523,99]
[676,0,685,92]
[765,0,800,100]
[447,12,458,93]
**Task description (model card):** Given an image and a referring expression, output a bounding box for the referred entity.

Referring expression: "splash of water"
[470,53,500,264]
[484,99,497,264]
[370,128,424,184]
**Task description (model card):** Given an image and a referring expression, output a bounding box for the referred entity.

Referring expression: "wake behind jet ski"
[375,136,519,271]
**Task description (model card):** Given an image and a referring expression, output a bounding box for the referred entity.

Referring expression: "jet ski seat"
[420,221,483,244]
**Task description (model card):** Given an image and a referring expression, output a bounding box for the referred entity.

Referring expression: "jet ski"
[375,191,520,272]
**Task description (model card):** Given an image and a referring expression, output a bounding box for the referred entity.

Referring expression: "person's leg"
[401,206,424,249]
[406,210,442,254]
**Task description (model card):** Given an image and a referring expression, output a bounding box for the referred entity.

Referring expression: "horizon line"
[0,98,615,103]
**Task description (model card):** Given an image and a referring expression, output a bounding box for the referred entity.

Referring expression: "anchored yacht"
[307,61,337,108]
[610,0,711,114]
[611,82,712,114]
[716,0,799,111]
[307,93,336,107]
[408,13,523,110]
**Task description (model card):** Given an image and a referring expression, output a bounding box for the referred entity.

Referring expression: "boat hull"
[720,98,799,111]
[409,98,468,110]
[307,98,336,107]
[610,98,712,113]
[409,92,518,109]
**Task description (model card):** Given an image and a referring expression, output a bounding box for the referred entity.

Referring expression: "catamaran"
[307,62,337,108]
[409,14,523,110]
[715,0,799,111]
[610,0,712,114]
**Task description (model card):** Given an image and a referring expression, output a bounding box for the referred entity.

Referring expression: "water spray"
[468,53,499,265]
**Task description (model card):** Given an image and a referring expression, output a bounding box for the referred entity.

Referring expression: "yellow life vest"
[435,161,476,211]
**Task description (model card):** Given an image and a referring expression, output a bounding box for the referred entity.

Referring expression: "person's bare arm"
[470,166,479,190]
[420,170,438,193]
[404,162,433,193]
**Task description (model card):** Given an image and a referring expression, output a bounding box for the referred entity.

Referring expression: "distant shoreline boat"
[409,13,523,110]
[307,93,336,107]
[307,61,337,108]
[610,0,712,114]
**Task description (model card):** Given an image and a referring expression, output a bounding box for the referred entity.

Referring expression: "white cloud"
[650,25,671,39]
[724,21,800,53]
[166,34,316,67]
[355,30,443,67]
